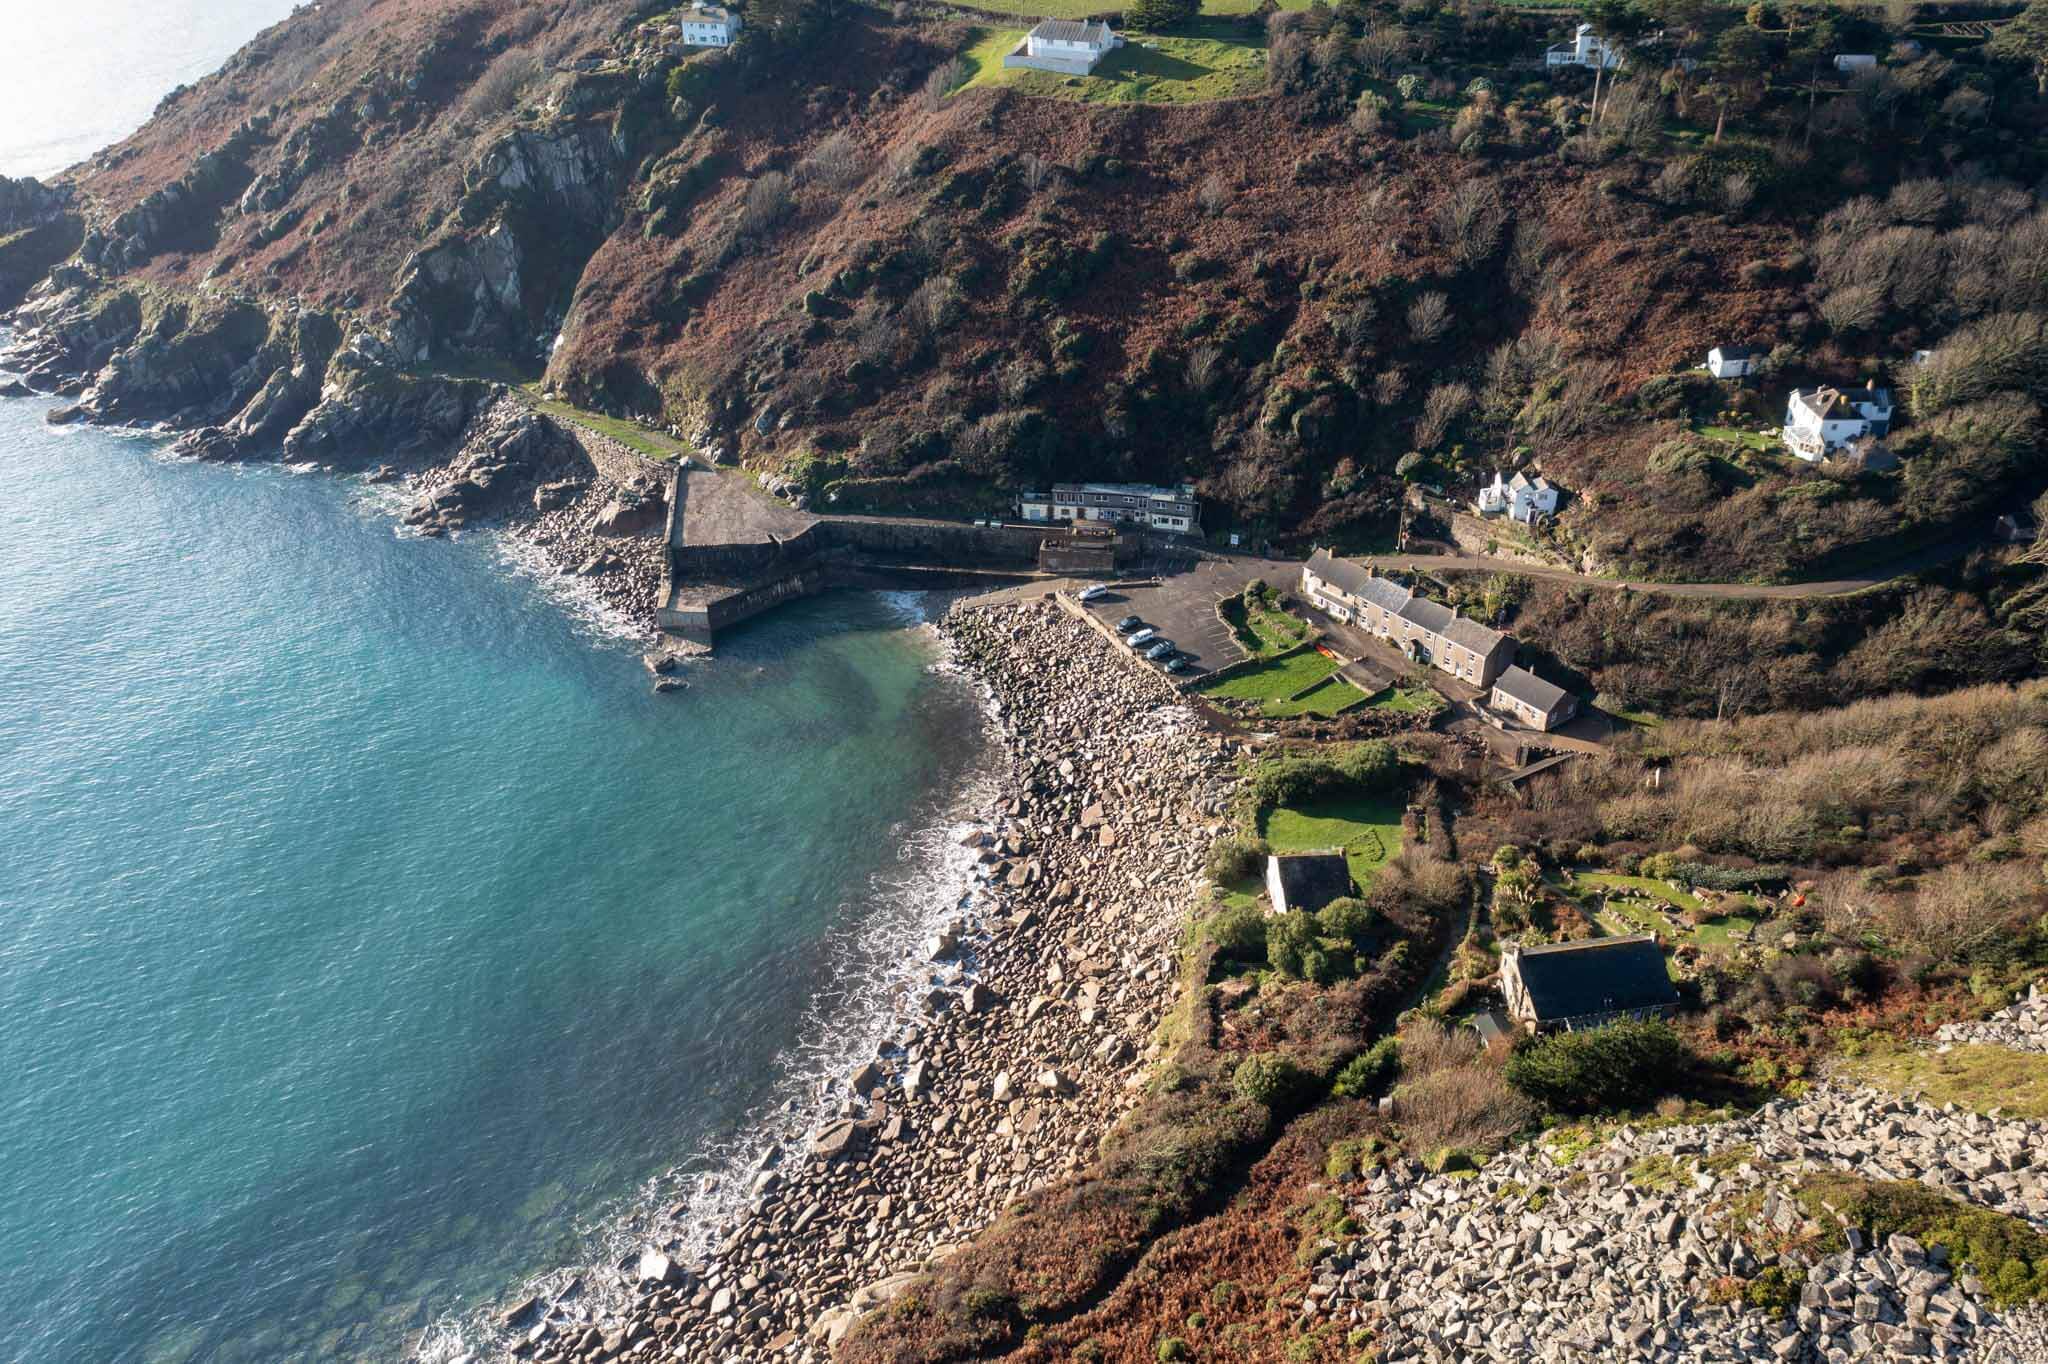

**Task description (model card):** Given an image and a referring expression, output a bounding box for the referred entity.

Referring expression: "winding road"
[1348,534,1982,601]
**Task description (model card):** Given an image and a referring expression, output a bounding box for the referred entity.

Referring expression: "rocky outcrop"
[1313,1084,2048,1362]
[1936,984,2048,1056]
[403,399,578,533]
[478,598,1240,1362]
[0,177,82,312]
[0,275,145,394]
[386,122,628,364]
[278,340,488,466]
[80,117,269,272]
[591,480,666,537]
[237,101,360,216]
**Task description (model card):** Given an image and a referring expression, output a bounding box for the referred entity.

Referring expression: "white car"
[1077,584,1111,603]
[1125,628,1158,647]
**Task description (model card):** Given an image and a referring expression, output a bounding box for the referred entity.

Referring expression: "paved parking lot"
[1078,556,1289,676]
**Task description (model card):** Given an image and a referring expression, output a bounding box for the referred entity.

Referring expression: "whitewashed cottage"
[1782,385,1894,461]
[1546,24,1626,70]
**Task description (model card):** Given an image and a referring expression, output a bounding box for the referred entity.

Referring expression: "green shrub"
[1156,1338,1190,1362]
[1205,834,1270,883]
[1233,1052,1313,1110]
[1267,910,1351,982]
[1503,1021,1690,1113]
[1742,1265,1805,1314]
[1201,905,1268,960]
[1332,1037,1401,1099]
[1795,1174,2048,1307]
[1316,896,1379,944]
[1248,741,1398,809]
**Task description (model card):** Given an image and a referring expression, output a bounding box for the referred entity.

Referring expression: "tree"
[1128,0,1197,31]
[1990,0,2048,96]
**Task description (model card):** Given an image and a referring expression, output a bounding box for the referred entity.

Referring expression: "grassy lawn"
[960,21,1265,103]
[1580,873,1706,915]
[1260,796,1405,892]
[1696,424,1779,453]
[1844,1042,2048,1121]
[1196,648,1339,704]
[1368,685,1439,714]
[521,391,684,462]
[1264,674,1370,718]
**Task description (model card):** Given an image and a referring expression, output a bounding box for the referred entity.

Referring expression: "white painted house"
[1834,53,1878,72]
[1545,24,1626,70]
[1004,19,1120,76]
[1017,482,1197,532]
[1475,470,1560,525]
[679,5,741,46]
[1706,345,1762,380]
[1782,385,1894,462]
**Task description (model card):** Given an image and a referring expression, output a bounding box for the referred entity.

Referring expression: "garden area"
[1219,580,1313,658]
[959,21,1265,105]
[1262,795,1405,892]
[1574,871,1766,952]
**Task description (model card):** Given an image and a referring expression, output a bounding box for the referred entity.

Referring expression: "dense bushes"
[1198,904,1267,960]
[1502,1020,1690,1113]
[1267,909,1352,983]
[1331,1037,1400,1098]
[1204,834,1269,883]
[1247,741,1398,809]
[1232,1052,1314,1112]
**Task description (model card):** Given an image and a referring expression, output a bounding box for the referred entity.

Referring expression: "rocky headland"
[471,595,1241,1363]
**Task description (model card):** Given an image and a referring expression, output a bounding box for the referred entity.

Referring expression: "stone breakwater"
[471,596,1240,1363]
[1312,1084,2048,1363]
[1936,984,2048,1056]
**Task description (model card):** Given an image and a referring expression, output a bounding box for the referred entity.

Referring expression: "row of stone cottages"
[1300,549,1578,732]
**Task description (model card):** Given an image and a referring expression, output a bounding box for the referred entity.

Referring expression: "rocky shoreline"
[463,595,1242,1364]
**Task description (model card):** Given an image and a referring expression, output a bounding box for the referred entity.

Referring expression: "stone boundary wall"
[816,518,1044,566]
[656,565,831,640]
[543,411,674,487]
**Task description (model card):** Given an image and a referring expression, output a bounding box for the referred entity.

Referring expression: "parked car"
[1116,615,1143,632]
[1077,584,1111,603]
[1126,628,1158,648]
[1165,656,1192,674]
[1144,640,1176,660]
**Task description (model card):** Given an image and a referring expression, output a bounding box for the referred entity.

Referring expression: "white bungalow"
[679,5,741,45]
[1004,19,1120,76]
[1706,345,1762,380]
[1475,470,1560,524]
[1782,385,1894,462]
[1545,24,1626,70]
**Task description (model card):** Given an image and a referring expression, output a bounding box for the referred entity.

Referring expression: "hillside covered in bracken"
[8,0,2043,577]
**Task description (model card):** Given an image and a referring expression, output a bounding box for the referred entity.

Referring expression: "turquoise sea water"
[0,395,991,1362]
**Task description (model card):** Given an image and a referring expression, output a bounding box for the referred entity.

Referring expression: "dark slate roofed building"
[1500,935,1679,1032]
[1396,597,1456,636]
[1490,665,1577,732]
[1265,852,1354,917]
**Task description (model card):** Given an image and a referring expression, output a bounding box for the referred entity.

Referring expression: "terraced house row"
[1301,550,1515,687]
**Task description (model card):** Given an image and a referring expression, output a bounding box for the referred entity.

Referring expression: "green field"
[1261,796,1405,891]
[1263,674,1370,718]
[1196,648,1339,702]
[1368,685,1439,714]
[961,22,1266,104]
[1695,424,1779,453]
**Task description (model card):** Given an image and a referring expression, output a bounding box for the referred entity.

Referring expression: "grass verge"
[1841,1040,2048,1121]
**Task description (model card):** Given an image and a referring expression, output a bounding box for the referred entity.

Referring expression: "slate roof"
[1493,665,1569,714]
[1509,935,1678,1021]
[1029,18,1114,43]
[1443,616,1508,656]
[1269,853,1352,915]
[1471,1009,1513,1045]
[1398,597,1456,635]
[1307,550,1412,613]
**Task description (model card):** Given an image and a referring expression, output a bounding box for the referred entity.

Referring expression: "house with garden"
[1782,385,1894,461]
[1499,935,1679,1032]
[1300,550,1516,689]
[1004,19,1120,76]
[1474,470,1560,525]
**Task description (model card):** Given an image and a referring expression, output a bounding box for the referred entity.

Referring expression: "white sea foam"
[420,634,1005,1360]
